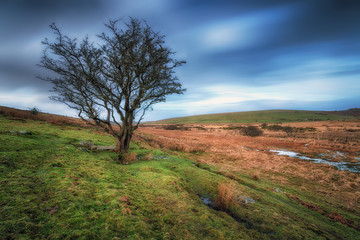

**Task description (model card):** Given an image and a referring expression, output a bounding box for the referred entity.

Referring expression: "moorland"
[0,106,359,239]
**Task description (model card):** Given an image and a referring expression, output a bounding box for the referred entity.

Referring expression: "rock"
[96,145,116,150]
[18,131,32,135]
[238,196,256,204]
[8,130,32,135]
[78,140,95,149]
[77,141,116,151]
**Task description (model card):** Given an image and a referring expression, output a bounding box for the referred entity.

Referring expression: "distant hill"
[1,106,359,125]
[149,109,359,124]
[0,105,86,127]
[330,108,360,116]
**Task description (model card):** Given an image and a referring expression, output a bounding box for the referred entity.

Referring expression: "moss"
[0,115,359,239]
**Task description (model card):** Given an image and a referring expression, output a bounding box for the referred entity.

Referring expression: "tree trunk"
[115,128,132,164]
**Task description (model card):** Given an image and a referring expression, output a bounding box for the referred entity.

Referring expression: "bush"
[29,107,40,115]
[241,126,263,137]
[264,124,283,131]
[282,126,294,136]
[162,124,190,131]
[215,181,237,211]
[262,124,317,135]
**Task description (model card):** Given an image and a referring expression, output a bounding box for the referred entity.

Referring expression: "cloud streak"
[0,0,359,120]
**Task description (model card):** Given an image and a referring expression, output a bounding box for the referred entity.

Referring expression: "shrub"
[123,152,138,163]
[251,171,260,180]
[262,124,317,135]
[283,126,294,136]
[29,107,40,115]
[215,181,237,211]
[345,128,359,132]
[241,126,263,137]
[162,124,190,131]
[265,124,283,131]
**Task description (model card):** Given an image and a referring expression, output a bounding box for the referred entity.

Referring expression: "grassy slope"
[0,115,359,239]
[150,110,357,124]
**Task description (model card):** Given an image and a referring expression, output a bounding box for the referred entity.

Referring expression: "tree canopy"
[39,18,186,159]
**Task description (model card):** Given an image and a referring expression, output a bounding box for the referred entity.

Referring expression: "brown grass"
[138,133,208,153]
[123,152,138,163]
[0,106,90,128]
[143,153,154,161]
[137,121,360,212]
[215,181,237,211]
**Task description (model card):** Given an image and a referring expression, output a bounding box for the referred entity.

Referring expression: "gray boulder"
[77,141,116,151]
[8,130,32,135]
[237,196,256,204]
[78,140,96,150]
[96,145,116,150]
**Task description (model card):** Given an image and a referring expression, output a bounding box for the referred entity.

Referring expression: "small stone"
[8,130,32,135]
[96,145,116,150]
[78,140,95,149]
[78,147,89,152]
[238,196,256,204]
[18,131,32,135]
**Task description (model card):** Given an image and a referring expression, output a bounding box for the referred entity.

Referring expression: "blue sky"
[0,0,359,121]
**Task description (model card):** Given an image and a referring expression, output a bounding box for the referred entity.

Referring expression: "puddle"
[270,149,360,173]
[199,195,215,209]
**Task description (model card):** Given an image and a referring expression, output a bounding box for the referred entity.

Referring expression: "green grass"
[149,110,358,124]
[0,115,359,239]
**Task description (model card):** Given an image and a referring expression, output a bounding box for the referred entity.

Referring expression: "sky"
[0,0,359,121]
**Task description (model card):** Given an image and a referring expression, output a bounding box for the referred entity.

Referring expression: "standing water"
[269,149,360,173]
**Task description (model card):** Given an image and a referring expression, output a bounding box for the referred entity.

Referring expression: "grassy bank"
[149,110,358,124]
[0,115,359,239]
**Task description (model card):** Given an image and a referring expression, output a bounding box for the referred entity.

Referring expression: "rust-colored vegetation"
[0,106,88,127]
[137,120,360,212]
[215,181,237,211]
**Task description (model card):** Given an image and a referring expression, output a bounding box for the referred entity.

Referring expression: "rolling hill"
[149,109,360,124]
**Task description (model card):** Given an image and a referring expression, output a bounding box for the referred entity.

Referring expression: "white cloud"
[187,5,295,53]
[0,87,77,117]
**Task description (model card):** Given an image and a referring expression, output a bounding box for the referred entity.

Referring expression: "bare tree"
[39,18,185,161]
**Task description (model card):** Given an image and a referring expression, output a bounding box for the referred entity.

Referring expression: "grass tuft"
[215,181,237,211]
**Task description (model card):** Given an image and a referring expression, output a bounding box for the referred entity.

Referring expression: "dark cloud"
[0,0,359,118]
[177,0,360,86]
[0,0,104,40]
[0,59,50,91]
[0,0,107,92]
[268,1,360,49]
